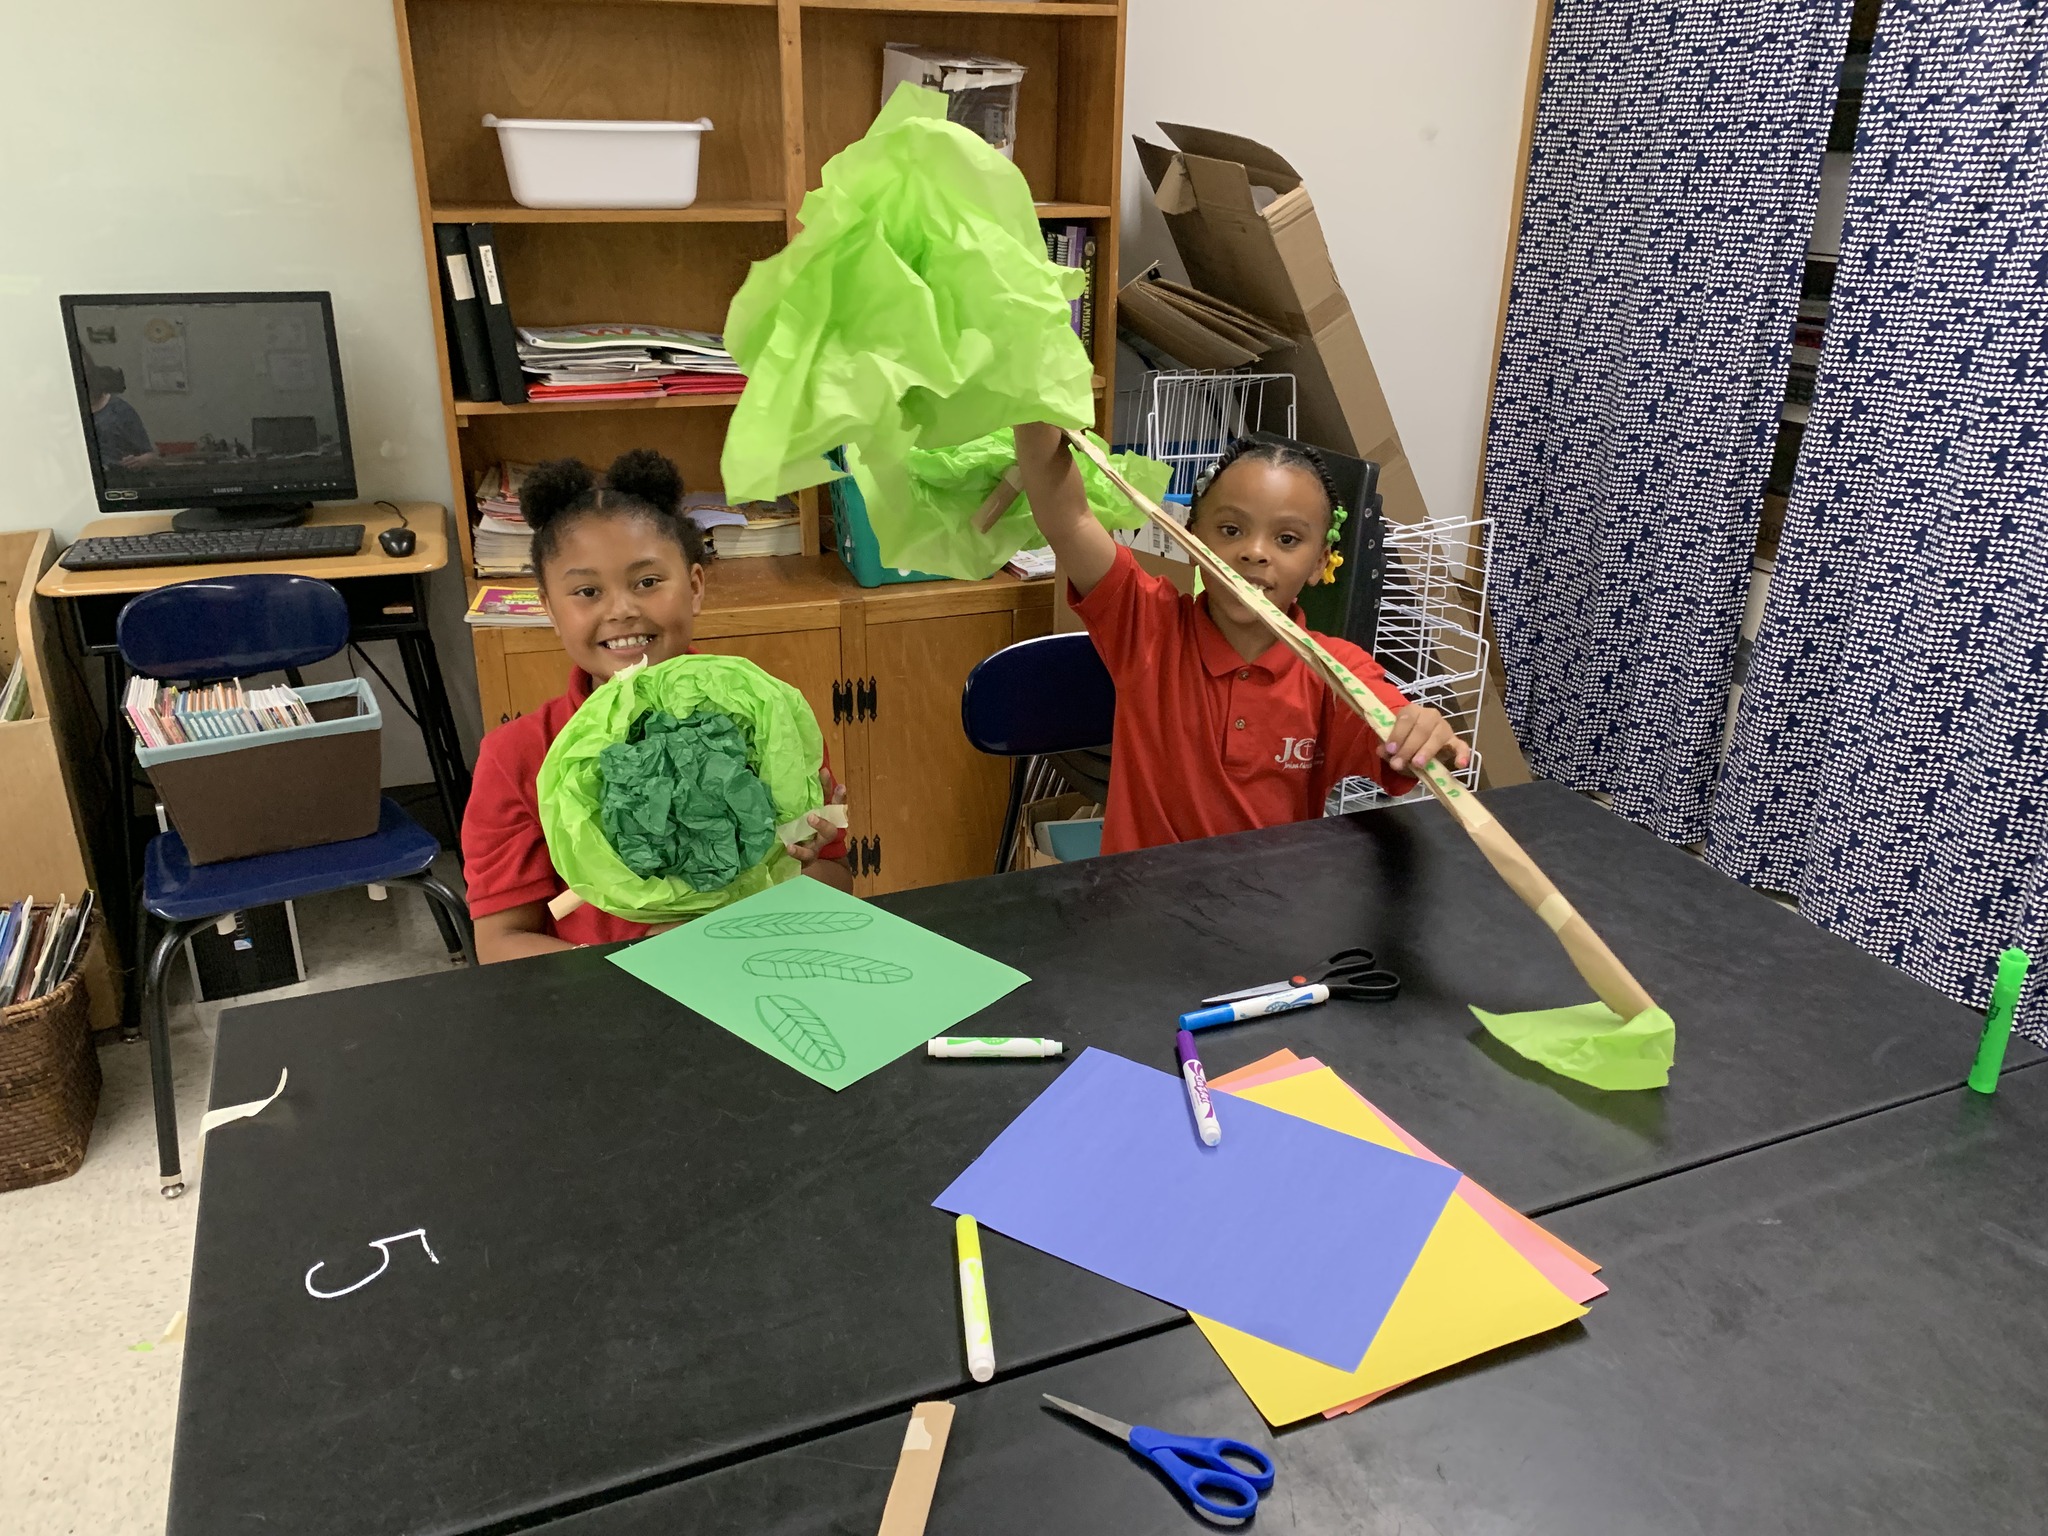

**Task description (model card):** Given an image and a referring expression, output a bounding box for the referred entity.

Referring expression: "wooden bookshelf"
[391,0,1124,893]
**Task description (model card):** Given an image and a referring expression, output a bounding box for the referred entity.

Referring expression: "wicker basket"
[0,911,102,1192]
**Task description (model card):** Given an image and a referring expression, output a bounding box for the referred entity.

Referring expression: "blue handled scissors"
[1042,1393,1276,1523]
[1201,946,1401,1006]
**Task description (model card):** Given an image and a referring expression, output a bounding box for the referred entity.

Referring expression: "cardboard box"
[1012,791,1103,870]
[1134,123,1431,528]
[882,46,1025,159]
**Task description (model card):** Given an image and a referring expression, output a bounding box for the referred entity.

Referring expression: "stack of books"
[682,492,803,559]
[464,586,550,627]
[0,892,94,1008]
[1041,222,1098,350]
[515,324,743,403]
[123,676,316,747]
[0,655,27,722]
[472,461,535,575]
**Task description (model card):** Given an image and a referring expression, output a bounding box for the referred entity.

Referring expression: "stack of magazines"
[123,676,316,747]
[682,492,802,558]
[0,892,93,1008]
[516,324,743,402]
[473,461,535,575]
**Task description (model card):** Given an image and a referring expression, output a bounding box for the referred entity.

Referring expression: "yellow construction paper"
[1194,1075,1589,1424]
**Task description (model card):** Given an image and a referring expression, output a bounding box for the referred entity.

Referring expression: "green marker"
[927,1037,1063,1058]
[1966,948,2031,1095]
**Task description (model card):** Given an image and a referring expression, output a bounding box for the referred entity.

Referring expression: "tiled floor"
[1,856,465,1536]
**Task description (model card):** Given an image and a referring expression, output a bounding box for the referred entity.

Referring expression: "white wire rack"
[1141,370,1298,497]
[1327,511,1490,815]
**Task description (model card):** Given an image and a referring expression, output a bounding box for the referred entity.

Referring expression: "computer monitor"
[61,291,357,531]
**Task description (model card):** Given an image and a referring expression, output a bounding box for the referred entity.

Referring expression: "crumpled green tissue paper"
[720,83,1098,563]
[1470,1003,1676,1091]
[540,655,824,923]
[598,710,778,889]
[848,428,1174,581]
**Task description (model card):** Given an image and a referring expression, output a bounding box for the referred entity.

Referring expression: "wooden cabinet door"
[499,639,574,724]
[860,611,1017,894]
[693,628,847,774]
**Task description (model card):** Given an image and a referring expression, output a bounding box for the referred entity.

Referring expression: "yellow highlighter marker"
[955,1215,995,1382]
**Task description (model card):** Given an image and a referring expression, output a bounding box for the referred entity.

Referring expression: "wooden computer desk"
[36,501,472,956]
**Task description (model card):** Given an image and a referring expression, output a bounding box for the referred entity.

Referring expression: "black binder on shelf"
[433,223,497,403]
[464,222,528,405]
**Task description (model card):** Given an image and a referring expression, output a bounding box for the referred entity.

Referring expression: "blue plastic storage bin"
[825,450,948,588]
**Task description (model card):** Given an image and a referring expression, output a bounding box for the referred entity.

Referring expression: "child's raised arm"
[1014,423,1117,597]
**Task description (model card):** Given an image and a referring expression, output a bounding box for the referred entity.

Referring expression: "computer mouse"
[379,528,417,558]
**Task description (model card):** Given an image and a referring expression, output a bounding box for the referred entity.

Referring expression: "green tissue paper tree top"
[540,655,825,924]
[720,84,1168,580]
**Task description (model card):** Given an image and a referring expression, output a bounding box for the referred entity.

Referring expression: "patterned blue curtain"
[1707,0,2048,1045]
[1485,0,1851,843]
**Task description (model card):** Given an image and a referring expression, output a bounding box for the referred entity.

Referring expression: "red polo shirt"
[462,664,847,946]
[1071,545,1416,856]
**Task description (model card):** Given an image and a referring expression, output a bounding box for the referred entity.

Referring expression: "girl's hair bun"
[605,447,684,515]
[520,458,597,531]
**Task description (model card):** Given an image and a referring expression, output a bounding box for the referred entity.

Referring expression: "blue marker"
[1178,984,1331,1031]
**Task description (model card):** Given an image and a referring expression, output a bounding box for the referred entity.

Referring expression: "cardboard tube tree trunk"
[1060,427,1657,1022]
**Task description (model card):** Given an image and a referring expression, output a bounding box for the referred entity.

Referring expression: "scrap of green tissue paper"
[1471,1003,1676,1091]
[720,84,1102,574]
[848,428,1173,582]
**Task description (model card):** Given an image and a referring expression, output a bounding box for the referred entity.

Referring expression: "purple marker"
[1176,1028,1222,1147]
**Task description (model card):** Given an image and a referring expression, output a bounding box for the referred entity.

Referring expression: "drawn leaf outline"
[755,995,846,1072]
[742,948,912,985]
[703,910,874,939]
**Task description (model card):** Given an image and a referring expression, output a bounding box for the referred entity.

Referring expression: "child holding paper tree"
[1012,423,1468,855]
[463,450,850,964]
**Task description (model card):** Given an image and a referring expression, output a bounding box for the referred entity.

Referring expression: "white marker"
[927,1037,1064,1058]
[1179,985,1331,1031]
[1176,1029,1222,1147]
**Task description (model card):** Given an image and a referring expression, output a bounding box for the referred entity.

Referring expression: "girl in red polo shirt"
[462,450,849,963]
[1012,424,1469,856]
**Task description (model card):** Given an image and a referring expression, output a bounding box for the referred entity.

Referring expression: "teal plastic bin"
[826,450,948,588]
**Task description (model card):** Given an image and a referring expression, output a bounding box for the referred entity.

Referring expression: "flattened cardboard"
[1137,122,1430,528]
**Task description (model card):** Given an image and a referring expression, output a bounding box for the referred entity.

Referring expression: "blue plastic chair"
[118,575,473,1196]
[960,632,1116,875]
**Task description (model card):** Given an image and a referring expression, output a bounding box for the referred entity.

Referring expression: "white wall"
[0,0,477,784]
[1120,0,1539,527]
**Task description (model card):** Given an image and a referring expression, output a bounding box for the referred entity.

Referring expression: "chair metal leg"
[994,756,1030,876]
[392,873,475,966]
[142,919,195,1197]
[123,891,152,1043]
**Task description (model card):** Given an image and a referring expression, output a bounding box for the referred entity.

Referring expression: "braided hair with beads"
[1190,437,1350,584]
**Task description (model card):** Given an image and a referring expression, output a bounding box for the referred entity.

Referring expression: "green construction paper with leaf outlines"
[598,710,778,887]
[609,875,1030,1090]
[846,428,1174,581]
[1470,1003,1676,1092]
[720,84,1096,533]
[540,655,824,924]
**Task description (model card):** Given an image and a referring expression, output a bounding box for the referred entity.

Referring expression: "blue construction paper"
[932,1048,1462,1370]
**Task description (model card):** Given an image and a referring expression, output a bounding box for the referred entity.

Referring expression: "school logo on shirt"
[1274,736,1318,770]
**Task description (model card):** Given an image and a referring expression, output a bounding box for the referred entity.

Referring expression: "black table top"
[551,1065,2048,1536]
[168,783,2034,1536]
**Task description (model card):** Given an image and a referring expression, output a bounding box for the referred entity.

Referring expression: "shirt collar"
[1193,592,1305,677]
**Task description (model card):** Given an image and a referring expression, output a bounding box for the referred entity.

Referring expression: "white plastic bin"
[482,115,715,209]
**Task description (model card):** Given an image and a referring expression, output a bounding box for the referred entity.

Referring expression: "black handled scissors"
[1200,946,1401,1006]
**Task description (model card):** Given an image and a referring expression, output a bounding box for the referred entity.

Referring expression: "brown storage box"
[0,909,103,1191]
[137,681,382,865]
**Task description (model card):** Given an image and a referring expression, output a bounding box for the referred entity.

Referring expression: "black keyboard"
[59,524,366,571]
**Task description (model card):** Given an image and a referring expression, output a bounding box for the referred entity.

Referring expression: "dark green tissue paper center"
[598,709,778,889]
